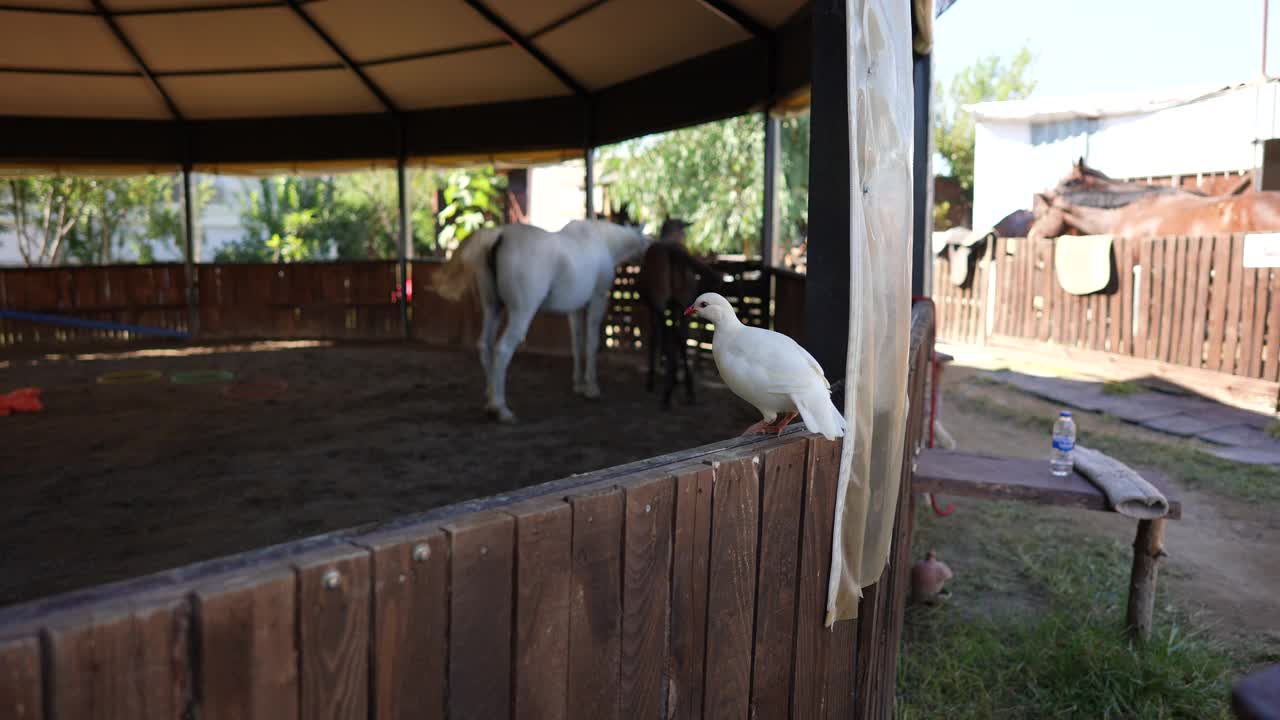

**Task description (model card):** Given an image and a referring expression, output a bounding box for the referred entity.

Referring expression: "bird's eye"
[700,302,708,308]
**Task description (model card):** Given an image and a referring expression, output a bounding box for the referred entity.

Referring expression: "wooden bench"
[913,449,1182,640]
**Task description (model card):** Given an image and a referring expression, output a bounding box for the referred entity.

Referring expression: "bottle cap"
[1060,410,1072,417]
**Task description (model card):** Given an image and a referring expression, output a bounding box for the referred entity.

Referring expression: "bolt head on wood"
[322,569,342,589]
[412,543,431,563]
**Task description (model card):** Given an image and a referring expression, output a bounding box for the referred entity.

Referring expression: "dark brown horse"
[637,219,719,408]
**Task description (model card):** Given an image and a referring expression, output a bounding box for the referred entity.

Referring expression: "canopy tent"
[0,0,811,170]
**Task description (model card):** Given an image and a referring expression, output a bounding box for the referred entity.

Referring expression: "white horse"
[432,219,651,422]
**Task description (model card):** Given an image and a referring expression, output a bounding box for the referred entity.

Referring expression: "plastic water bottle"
[1051,411,1076,477]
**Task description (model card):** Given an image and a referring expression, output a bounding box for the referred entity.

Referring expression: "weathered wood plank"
[1145,239,1163,358]
[791,437,840,720]
[1243,263,1264,378]
[1266,270,1280,381]
[568,488,624,720]
[508,495,572,720]
[620,474,675,720]
[1165,237,1187,362]
[448,511,515,720]
[1039,239,1055,342]
[0,636,41,720]
[1190,236,1216,367]
[1222,234,1247,374]
[295,546,370,720]
[667,466,713,720]
[1118,237,1134,355]
[1135,239,1153,357]
[1177,237,1199,365]
[1206,234,1234,371]
[1106,239,1121,351]
[749,440,806,720]
[1156,237,1177,361]
[702,456,759,720]
[361,525,448,720]
[195,567,298,720]
[47,594,192,720]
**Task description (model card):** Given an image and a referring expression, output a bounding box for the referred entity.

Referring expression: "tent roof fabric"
[0,0,812,170]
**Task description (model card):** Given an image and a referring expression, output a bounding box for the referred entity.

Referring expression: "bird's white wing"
[729,326,831,395]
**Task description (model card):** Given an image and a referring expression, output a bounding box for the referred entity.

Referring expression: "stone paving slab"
[1199,424,1276,448]
[1209,444,1280,465]
[1140,413,1241,438]
[983,369,1280,465]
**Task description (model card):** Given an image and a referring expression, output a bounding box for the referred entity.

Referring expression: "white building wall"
[972,120,1035,231]
[528,160,587,232]
[972,82,1280,232]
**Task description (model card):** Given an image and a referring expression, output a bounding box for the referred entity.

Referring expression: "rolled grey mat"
[1072,445,1170,519]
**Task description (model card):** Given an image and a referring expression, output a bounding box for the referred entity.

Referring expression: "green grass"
[1102,380,1146,396]
[946,390,1280,505]
[897,503,1255,719]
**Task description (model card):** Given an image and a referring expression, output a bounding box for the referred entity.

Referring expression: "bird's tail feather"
[793,389,847,441]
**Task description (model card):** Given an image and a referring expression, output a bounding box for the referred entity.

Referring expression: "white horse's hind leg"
[568,309,587,394]
[475,277,502,410]
[581,294,608,399]
[490,306,536,423]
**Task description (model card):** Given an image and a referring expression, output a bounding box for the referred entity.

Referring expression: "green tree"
[69,175,212,265]
[436,167,506,252]
[934,48,1036,192]
[602,113,809,256]
[1,177,94,266]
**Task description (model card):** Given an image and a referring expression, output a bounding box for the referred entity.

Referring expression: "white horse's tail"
[432,227,502,301]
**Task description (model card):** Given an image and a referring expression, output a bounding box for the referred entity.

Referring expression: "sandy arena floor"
[0,341,756,607]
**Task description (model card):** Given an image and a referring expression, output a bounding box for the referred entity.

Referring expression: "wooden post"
[397,157,411,340]
[584,147,596,219]
[803,0,850,402]
[1126,517,1166,641]
[182,165,199,338]
[761,111,780,267]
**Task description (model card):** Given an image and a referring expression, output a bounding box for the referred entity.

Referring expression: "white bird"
[685,292,846,440]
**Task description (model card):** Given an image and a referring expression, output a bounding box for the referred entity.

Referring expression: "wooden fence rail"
[0,300,933,720]
[932,234,1280,382]
[0,259,771,358]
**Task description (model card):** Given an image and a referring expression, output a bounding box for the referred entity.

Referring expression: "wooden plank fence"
[0,258,771,359]
[0,300,934,720]
[932,234,1280,382]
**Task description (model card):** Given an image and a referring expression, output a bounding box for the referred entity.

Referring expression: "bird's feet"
[772,412,799,436]
[741,419,775,436]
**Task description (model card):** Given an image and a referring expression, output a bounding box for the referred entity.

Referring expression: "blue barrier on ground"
[0,309,189,338]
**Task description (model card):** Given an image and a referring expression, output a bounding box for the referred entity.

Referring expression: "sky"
[933,0,1277,99]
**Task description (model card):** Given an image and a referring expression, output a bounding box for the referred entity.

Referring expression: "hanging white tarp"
[826,0,915,625]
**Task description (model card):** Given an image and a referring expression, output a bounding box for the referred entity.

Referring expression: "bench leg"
[1126,518,1167,641]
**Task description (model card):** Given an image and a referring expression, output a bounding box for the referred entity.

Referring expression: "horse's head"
[1029,193,1067,241]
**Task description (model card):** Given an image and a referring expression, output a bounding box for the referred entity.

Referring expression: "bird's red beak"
[684,305,697,317]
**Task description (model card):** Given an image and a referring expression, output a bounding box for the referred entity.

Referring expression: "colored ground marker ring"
[96,369,164,385]
[170,369,235,385]
[221,379,288,401]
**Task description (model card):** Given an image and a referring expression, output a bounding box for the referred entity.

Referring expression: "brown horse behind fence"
[1030,190,1280,240]
[637,220,720,408]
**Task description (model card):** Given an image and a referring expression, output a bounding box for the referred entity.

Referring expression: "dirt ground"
[0,341,757,608]
[937,364,1280,646]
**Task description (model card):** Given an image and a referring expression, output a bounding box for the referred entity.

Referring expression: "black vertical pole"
[804,0,851,400]
[911,52,933,297]
[397,157,411,339]
[761,111,780,266]
[584,147,596,219]
[182,165,198,337]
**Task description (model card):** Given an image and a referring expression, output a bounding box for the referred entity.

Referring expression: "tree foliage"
[602,113,810,255]
[1,175,212,266]
[436,167,507,252]
[934,48,1036,192]
[214,170,442,263]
